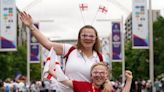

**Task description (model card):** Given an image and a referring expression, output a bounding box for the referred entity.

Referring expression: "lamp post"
[148,0,155,91]
[26,19,54,85]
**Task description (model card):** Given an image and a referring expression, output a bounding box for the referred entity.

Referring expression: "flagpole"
[80,10,86,25]
[148,0,155,91]
[91,9,99,25]
[27,28,30,85]
[121,16,125,84]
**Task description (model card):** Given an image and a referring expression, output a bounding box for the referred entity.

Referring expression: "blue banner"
[30,23,40,63]
[111,22,122,62]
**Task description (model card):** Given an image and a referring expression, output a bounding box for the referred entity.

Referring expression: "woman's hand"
[102,80,114,92]
[20,11,33,27]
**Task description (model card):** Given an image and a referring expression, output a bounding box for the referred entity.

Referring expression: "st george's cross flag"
[42,47,57,80]
[42,47,69,82]
[79,3,88,11]
[98,5,108,14]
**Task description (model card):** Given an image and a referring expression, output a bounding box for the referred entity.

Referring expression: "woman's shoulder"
[64,43,76,49]
[63,43,77,56]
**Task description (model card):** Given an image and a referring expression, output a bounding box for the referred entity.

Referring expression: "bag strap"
[63,46,103,62]
[96,51,103,62]
[63,46,76,62]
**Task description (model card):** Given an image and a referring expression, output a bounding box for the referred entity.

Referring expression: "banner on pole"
[132,0,149,49]
[101,37,111,63]
[29,23,40,63]
[0,0,17,51]
[111,21,122,62]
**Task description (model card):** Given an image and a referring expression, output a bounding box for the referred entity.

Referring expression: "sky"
[16,0,164,40]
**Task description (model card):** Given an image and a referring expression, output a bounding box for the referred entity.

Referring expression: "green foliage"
[0,45,27,80]
[30,63,41,80]
[153,16,164,78]
[125,42,149,80]
[112,62,122,81]
[0,45,41,81]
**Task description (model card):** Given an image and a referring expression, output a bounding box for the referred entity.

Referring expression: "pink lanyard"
[92,84,96,92]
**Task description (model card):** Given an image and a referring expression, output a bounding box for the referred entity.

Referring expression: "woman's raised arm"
[20,11,63,55]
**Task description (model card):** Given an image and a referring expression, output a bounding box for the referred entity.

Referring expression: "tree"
[0,45,41,80]
[153,16,164,78]
[0,45,27,80]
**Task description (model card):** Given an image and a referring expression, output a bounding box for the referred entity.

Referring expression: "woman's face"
[80,28,96,49]
[91,65,108,86]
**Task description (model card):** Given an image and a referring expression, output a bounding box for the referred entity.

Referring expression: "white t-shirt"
[57,44,105,92]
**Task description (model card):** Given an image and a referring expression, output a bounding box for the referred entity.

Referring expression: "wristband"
[29,24,36,31]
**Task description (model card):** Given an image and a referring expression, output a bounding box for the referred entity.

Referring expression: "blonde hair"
[76,25,101,52]
[90,62,110,74]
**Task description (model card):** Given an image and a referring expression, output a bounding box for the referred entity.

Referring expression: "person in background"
[0,79,4,92]
[20,11,113,92]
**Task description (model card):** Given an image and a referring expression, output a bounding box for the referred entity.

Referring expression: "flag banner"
[0,0,17,51]
[43,48,57,80]
[41,46,50,66]
[132,0,149,49]
[42,48,62,91]
[29,23,40,63]
[79,3,88,11]
[42,47,69,92]
[98,5,108,14]
[111,22,122,62]
[101,37,111,65]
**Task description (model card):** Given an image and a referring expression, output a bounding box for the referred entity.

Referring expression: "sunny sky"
[16,0,164,40]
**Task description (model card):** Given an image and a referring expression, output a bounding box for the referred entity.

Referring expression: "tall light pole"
[27,28,30,85]
[148,0,155,91]
[26,19,54,85]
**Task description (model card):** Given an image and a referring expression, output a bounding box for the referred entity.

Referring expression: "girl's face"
[80,28,96,49]
[91,65,108,86]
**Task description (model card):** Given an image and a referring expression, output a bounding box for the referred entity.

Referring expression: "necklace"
[79,51,87,62]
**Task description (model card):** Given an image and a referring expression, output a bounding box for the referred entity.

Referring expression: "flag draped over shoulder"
[43,47,58,80]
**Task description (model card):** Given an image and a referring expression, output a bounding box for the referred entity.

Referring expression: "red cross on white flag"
[43,47,57,80]
[99,5,108,14]
[79,3,88,11]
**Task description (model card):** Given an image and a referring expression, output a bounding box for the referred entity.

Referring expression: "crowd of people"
[130,78,164,92]
[1,77,164,92]
[0,78,52,92]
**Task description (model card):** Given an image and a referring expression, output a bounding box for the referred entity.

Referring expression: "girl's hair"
[76,25,100,52]
[90,62,109,73]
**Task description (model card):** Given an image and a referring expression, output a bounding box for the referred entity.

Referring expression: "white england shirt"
[56,44,105,92]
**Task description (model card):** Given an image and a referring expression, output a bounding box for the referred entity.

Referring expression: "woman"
[54,62,133,92]
[20,11,112,92]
